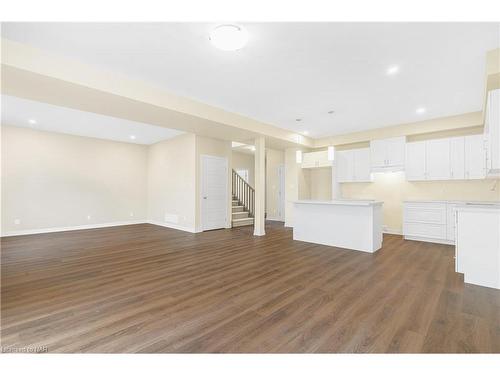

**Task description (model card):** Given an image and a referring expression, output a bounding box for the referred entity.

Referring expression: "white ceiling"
[2,22,500,138]
[1,95,183,144]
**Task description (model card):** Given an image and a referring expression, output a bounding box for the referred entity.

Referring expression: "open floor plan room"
[1,19,500,360]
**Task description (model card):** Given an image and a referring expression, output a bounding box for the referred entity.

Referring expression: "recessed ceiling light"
[416,107,427,115]
[28,119,37,124]
[209,24,248,51]
[129,135,136,140]
[386,65,400,76]
[327,110,335,114]
[295,118,302,122]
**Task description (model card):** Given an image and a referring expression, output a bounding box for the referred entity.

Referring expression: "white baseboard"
[383,227,402,235]
[147,220,198,233]
[404,235,455,245]
[1,220,147,237]
[266,217,285,222]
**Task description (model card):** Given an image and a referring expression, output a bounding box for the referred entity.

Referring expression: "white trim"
[1,220,146,237]
[383,227,402,235]
[404,235,455,245]
[266,217,284,222]
[147,220,199,233]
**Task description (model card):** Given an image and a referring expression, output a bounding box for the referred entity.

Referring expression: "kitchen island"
[293,200,384,253]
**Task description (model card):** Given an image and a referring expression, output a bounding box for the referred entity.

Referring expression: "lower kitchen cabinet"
[403,201,456,245]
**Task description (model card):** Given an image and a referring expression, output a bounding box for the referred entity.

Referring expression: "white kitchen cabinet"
[446,203,459,241]
[336,150,353,182]
[370,136,406,171]
[403,201,460,244]
[464,134,486,179]
[336,148,372,183]
[406,135,484,181]
[403,202,449,243]
[301,151,316,168]
[353,148,372,182]
[370,139,387,168]
[485,89,500,175]
[425,138,451,180]
[456,205,500,289]
[405,141,426,181]
[450,137,465,180]
[301,150,332,169]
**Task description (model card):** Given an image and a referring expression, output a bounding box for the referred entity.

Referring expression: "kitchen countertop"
[404,200,500,205]
[455,203,500,212]
[294,199,383,206]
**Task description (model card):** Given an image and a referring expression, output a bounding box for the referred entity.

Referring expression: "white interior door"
[201,155,228,231]
[277,164,285,221]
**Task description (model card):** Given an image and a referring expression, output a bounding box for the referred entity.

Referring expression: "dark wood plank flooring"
[1,222,499,353]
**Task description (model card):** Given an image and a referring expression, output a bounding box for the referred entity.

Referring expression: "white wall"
[284,148,311,227]
[147,133,197,232]
[231,151,254,187]
[1,127,237,236]
[1,125,148,234]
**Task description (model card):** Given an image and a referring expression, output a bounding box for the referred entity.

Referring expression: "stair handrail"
[232,169,255,217]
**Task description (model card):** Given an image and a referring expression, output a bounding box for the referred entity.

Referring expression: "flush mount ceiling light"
[209,24,248,51]
[416,107,427,115]
[129,135,136,140]
[28,119,37,124]
[386,65,400,76]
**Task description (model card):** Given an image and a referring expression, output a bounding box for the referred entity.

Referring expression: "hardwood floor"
[1,222,499,353]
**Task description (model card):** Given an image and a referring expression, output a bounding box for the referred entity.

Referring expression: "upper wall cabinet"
[405,141,426,181]
[450,137,465,180]
[426,138,451,180]
[485,89,500,176]
[301,150,333,169]
[336,148,372,183]
[464,134,486,179]
[370,136,406,172]
[406,135,485,181]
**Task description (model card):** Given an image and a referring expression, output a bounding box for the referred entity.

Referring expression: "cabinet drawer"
[403,222,447,239]
[403,204,446,224]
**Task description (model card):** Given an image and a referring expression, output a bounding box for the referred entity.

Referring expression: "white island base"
[293,200,384,253]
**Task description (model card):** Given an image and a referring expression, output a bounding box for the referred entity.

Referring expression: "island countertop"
[294,199,383,207]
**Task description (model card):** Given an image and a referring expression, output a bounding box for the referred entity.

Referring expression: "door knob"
[203,196,207,200]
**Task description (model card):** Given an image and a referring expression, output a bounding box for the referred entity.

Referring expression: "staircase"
[231,169,254,227]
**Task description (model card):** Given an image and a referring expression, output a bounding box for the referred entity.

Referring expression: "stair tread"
[232,217,254,222]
